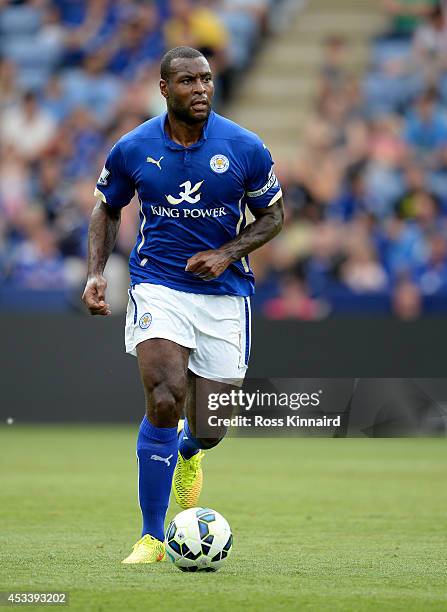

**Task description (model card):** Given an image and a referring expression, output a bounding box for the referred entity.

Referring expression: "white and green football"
[165,507,233,572]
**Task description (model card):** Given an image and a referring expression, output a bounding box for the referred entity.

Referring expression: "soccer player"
[82,46,283,564]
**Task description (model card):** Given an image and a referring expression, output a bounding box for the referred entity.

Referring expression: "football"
[165,507,233,572]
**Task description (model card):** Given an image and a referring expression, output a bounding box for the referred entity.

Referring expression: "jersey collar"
[160,110,215,151]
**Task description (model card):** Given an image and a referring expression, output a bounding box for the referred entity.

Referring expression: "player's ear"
[160,79,169,99]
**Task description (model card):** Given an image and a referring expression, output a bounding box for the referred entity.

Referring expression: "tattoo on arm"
[87,200,121,277]
[219,198,284,262]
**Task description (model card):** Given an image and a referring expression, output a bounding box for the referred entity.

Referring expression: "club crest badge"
[210,154,230,174]
[139,312,152,329]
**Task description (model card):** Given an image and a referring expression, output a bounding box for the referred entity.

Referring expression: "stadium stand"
[1,0,447,320]
[233,0,447,319]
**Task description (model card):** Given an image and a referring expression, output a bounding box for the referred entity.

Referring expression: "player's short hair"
[160,47,205,81]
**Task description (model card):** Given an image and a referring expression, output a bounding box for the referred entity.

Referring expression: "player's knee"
[149,382,185,427]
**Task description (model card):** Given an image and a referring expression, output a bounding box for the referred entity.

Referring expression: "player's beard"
[169,98,211,125]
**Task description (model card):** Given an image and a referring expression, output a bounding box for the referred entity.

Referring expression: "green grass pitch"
[1,426,446,611]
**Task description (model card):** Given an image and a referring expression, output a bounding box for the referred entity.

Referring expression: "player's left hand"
[186,249,232,281]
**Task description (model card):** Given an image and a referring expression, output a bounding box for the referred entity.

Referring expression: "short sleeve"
[244,142,282,210]
[94,143,135,208]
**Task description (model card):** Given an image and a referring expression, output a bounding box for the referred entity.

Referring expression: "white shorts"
[125,283,251,384]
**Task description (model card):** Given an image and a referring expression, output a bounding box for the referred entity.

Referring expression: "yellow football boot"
[173,449,205,509]
[121,534,165,564]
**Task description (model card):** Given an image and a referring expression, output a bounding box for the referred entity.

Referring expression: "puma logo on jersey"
[166,180,204,205]
[147,156,164,170]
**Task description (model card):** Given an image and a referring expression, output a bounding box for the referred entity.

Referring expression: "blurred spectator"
[217,0,266,70]
[263,273,328,320]
[41,75,72,122]
[412,4,447,65]
[6,205,68,289]
[408,190,442,233]
[0,143,31,223]
[384,216,426,280]
[327,167,371,222]
[416,233,447,294]
[61,50,122,124]
[381,0,440,40]
[394,163,427,218]
[58,107,104,179]
[0,58,21,110]
[52,0,89,27]
[60,0,124,64]
[340,237,388,293]
[303,222,344,297]
[318,35,350,104]
[164,0,229,74]
[392,278,423,319]
[106,5,164,79]
[8,227,68,289]
[0,91,56,161]
[404,88,447,160]
[32,156,68,221]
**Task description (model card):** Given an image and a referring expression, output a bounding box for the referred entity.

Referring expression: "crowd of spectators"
[0,0,277,310]
[254,0,447,319]
[1,0,446,320]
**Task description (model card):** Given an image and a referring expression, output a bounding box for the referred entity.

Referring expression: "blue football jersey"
[94,110,282,296]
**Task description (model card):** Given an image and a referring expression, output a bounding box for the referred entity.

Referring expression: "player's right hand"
[81,275,111,316]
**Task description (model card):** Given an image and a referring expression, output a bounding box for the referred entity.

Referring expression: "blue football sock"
[178,418,201,460]
[137,416,178,542]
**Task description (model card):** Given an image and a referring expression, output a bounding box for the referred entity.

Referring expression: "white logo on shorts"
[150,453,173,467]
[210,154,229,174]
[139,312,152,329]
